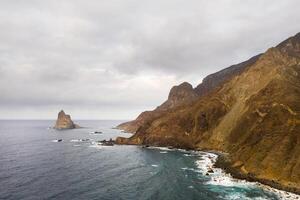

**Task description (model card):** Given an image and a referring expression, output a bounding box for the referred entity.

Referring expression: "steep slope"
[117,82,198,133]
[117,55,261,133]
[194,54,261,96]
[116,32,300,193]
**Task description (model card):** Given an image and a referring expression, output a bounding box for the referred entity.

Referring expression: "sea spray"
[195,151,300,200]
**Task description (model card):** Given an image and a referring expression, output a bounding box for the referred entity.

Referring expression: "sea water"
[0,120,299,200]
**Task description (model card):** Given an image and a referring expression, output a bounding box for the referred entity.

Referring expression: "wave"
[195,152,300,200]
[146,146,175,151]
[159,151,168,154]
[88,144,103,149]
[70,139,93,142]
[51,139,62,142]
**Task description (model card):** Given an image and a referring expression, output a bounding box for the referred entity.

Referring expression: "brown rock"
[117,32,300,194]
[54,110,80,129]
[117,82,198,133]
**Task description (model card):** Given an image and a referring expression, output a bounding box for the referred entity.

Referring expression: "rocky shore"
[116,137,300,196]
[115,32,300,196]
[214,154,300,195]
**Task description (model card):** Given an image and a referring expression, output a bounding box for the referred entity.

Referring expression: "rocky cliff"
[194,54,261,96]
[117,82,198,133]
[54,110,80,129]
[117,56,260,133]
[116,32,300,194]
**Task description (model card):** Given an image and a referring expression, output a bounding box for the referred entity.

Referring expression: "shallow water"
[0,120,298,200]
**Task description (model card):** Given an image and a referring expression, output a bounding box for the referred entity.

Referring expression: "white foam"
[88,144,103,149]
[70,139,93,142]
[147,146,174,151]
[70,139,80,142]
[223,193,259,200]
[195,152,300,200]
[257,183,300,200]
[151,164,158,167]
[183,153,197,157]
[181,167,201,173]
[51,139,62,142]
[160,151,168,154]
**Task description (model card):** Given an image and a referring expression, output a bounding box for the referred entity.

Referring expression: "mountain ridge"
[116,32,300,194]
[118,54,262,133]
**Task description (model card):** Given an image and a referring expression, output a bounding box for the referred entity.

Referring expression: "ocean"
[0,120,298,200]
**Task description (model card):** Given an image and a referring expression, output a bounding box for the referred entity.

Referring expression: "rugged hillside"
[116,32,300,193]
[117,55,261,133]
[117,82,198,133]
[194,54,261,96]
[54,110,80,129]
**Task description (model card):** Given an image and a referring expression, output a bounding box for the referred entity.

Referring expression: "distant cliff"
[116,32,300,194]
[54,110,80,129]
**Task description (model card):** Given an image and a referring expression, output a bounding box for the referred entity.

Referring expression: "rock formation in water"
[116,32,300,194]
[54,110,80,129]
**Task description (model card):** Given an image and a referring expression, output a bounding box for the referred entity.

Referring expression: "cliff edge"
[116,32,300,194]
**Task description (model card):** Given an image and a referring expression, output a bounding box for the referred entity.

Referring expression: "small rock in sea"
[206,173,209,176]
[54,110,80,129]
[98,138,115,146]
[208,168,214,173]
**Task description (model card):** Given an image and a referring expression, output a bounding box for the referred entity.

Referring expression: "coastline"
[214,154,300,196]
[131,144,300,199]
[115,130,300,197]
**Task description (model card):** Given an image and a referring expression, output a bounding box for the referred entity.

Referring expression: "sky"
[0,0,299,120]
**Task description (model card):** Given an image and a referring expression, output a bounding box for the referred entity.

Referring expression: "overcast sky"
[0,0,299,120]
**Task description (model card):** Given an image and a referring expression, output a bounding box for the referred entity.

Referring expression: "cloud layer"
[0,0,299,119]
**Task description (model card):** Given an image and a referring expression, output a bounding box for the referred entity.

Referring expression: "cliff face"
[117,56,259,133]
[116,32,300,193]
[54,110,80,129]
[194,54,261,96]
[117,82,198,133]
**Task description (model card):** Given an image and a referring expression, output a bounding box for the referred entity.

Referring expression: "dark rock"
[92,131,103,134]
[99,138,115,146]
[207,168,214,173]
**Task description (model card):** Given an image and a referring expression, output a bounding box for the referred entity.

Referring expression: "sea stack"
[54,110,80,129]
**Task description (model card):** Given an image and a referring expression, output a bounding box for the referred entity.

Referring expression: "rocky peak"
[157,82,198,111]
[117,82,198,132]
[276,32,300,58]
[54,110,80,129]
[58,110,68,118]
[168,82,196,100]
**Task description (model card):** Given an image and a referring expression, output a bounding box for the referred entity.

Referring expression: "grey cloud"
[0,0,299,119]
